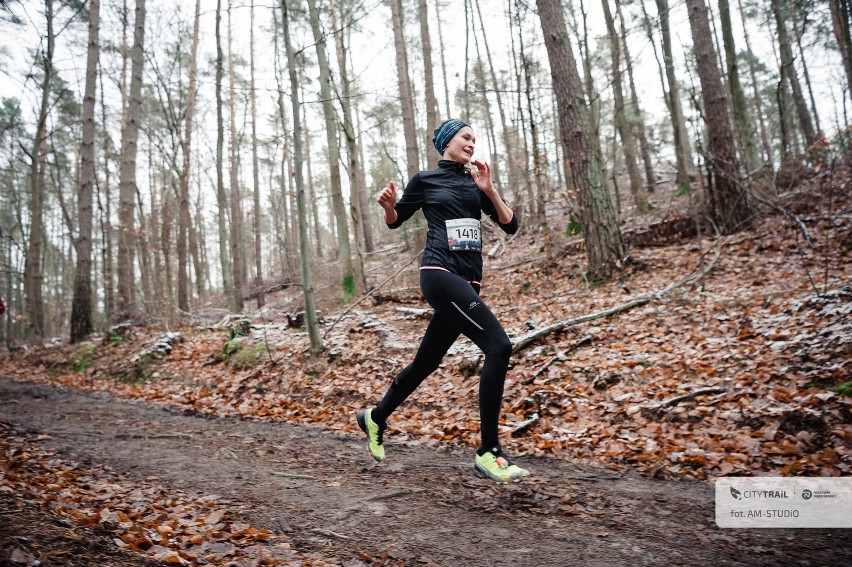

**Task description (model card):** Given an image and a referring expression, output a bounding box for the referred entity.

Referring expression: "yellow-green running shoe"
[356,409,386,462]
[474,447,530,482]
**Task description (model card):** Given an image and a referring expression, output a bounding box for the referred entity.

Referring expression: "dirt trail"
[1,378,848,566]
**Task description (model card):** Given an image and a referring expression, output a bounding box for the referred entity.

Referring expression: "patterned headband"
[432,119,469,155]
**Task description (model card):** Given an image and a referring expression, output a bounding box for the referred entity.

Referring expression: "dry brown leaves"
[1,176,849,486]
[0,420,299,566]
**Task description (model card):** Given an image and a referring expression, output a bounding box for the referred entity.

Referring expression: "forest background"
[0,0,851,564]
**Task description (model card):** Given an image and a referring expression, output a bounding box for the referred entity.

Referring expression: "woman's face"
[443,126,476,164]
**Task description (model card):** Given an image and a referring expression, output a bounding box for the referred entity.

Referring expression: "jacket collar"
[438,159,468,173]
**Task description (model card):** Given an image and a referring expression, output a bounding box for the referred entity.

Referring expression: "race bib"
[445,218,481,251]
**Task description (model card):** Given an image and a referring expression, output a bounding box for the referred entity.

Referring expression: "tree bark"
[418,0,439,168]
[615,0,655,193]
[227,4,244,312]
[176,0,200,313]
[655,0,692,193]
[601,0,648,212]
[215,0,233,309]
[25,0,54,339]
[249,0,263,306]
[71,0,100,342]
[536,0,625,280]
[116,0,147,320]
[331,0,371,289]
[790,8,822,138]
[307,0,355,299]
[770,0,816,148]
[281,0,323,355]
[475,0,515,200]
[389,0,420,178]
[719,0,760,171]
[828,0,852,98]
[737,0,773,165]
[98,69,115,321]
[433,0,452,117]
[686,0,751,233]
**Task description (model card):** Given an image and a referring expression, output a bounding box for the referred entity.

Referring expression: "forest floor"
[1,164,851,566]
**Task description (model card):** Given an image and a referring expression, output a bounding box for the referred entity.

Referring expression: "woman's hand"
[470,160,514,224]
[470,160,495,195]
[377,180,398,224]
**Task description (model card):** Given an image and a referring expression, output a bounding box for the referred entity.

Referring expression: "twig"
[643,386,728,410]
[113,433,194,441]
[269,471,315,480]
[524,336,593,384]
[510,412,540,436]
[322,253,420,340]
[366,489,413,502]
[310,528,355,542]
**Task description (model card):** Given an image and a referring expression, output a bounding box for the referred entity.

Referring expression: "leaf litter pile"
[1,169,850,565]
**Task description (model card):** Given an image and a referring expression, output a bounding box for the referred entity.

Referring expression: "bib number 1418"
[445,218,482,251]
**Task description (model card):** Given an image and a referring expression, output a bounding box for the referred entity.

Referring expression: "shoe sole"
[474,463,516,483]
[356,410,385,462]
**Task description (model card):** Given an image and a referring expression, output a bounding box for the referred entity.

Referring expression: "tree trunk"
[475,0,516,201]
[655,0,692,193]
[215,0,233,308]
[307,0,355,299]
[433,0,452,117]
[790,9,822,137]
[25,0,54,339]
[418,0,439,168]
[332,0,370,288]
[520,46,551,262]
[770,0,816,148]
[736,0,773,165]
[176,0,200,313]
[71,0,100,343]
[98,70,115,321]
[828,0,852,98]
[389,0,419,177]
[615,0,655,193]
[511,0,536,220]
[686,0,751,233]
[718,0,760,171]
[249,0,263,306]
[281,0,323,356]
[227,4,244,312]
[572,0,608,209]
[116,0,146,320]
[536,0,625,280]
[601,0,648,213]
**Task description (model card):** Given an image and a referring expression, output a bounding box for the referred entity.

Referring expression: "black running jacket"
[388,160,519,283]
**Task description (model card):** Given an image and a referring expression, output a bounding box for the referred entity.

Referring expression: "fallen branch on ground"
[643,386,728,410]
[523,336,593,384]
[113,433,194,441]
[511,234,723,354]
[510,412,540,437]
[323,253,420,340]
[270,471,315,480]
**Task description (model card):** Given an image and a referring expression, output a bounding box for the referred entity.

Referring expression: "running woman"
[357,119,529,482]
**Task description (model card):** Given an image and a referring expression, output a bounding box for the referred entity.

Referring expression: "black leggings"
[372,269,512,451]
